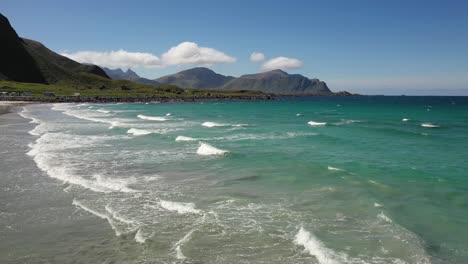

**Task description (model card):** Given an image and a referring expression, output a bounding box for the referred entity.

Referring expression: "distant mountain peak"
[222,70,331,95]
[125,68,139,78]
[102,67,160,86]
[155,67,234,89]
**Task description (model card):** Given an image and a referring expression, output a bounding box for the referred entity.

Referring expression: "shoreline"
[0,94,274,104]
[0,101,40,115]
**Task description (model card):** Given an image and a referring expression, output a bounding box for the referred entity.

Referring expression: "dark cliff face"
[0,14,46,83]
[0,13,109,84]
[155,67,235,89]
[221,70,331,95]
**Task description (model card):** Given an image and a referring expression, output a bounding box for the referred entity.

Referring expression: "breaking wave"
[196,142,228,156]
[159,200,202,214]
[175,135,197,141]
[308,121,327,126]
[294,227,342,264]
[137,114,167,121]
[421,123,439,128]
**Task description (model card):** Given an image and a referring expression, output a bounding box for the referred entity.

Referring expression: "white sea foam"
[104,204,136,225]
[28,123,47,136]
[137,114,167,121]
[294,227,341,264]
[402,118,409,122]
[166,113,172,116]
[27,132,136,193]
[72,199,122,236]
[296,113,303,116]
[97,109,111,114]
[209,132,317,142]
[18,107,40,124]
[173,229,195,260]
[135,229,149,244]
[52,103,132,129]
[308,121,327,126]
[334,119,362,126]
[421,123,439,128]
[159,200,201,214]
[377,211,393,223]
[328,166,344,172]
[127,128,152,136]
[197,142,228,156]
[175,136,197,141]
[201,121,228,127]
[109,121,134,129]
[94,174,137,193]
[374,202,383,208]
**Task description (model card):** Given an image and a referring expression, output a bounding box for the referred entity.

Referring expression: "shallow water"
[1,96,467,263]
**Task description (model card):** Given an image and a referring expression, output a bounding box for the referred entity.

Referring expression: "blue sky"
[2,0,468,94]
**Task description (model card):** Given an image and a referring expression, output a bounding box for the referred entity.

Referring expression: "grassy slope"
[0,73,267,98]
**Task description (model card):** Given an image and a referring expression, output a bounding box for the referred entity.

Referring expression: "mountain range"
[104,67,332,95]
[1,11,332,95]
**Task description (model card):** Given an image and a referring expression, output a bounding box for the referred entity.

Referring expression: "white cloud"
[161,42,236,66]
[250,52,265,62]
[61,42,236,69]
[61,50,161,68]
[261,57,304,71]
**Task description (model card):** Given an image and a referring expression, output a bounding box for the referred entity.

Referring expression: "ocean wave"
[18,107,40,124]
[134,228,152,244]
[52,103,132,129]
[333,119,362,126]
[377,211,393,223]
[159,200,202,214]
[137,114,167,121]
[127,127,180,135]
[72,199,122,236]
[28,123,47,136]
[308,121,327,126]
[94,174,138,193]
[421,123,439,128]
[201,121,247,128]
[127,128,152,136]
[173,229,195,260]
[201,121,229,127]
[197,142,228,156]
[97,109,111,114]
[175,135,197,141]
[294,227,342,264]
[27,132,136,193]
[210,132,317,142]
[104,204,136,225]
[402,118,410,122]
[328,166,344,172]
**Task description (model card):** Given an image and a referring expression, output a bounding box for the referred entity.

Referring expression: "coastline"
[0,94,274,104]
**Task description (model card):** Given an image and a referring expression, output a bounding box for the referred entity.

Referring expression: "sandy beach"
[0,101,39,115]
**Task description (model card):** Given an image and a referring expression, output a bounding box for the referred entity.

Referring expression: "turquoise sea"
[1,96,467,263]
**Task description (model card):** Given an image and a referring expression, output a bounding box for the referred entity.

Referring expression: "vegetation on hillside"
[0,73,268,98]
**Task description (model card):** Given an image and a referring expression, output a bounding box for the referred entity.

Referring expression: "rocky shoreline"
[0,94,275,104]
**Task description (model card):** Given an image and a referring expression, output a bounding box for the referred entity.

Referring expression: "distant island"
[0,13,355,102]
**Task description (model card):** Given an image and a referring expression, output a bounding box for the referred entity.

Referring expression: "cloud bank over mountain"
[61,41,236,69]
[250,52,265,62]
[261,56,303,71]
